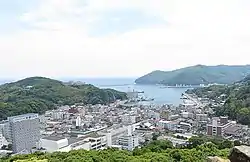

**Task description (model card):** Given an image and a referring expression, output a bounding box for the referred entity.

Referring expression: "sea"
[0,78,189,106]
[78,78,189,105]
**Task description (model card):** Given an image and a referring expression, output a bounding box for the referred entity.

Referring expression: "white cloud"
[1,0,250,78]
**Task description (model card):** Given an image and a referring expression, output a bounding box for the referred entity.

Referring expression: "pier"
[160,84,206,88]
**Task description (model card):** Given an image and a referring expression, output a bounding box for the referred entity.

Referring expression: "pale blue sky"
[1,0,250,79]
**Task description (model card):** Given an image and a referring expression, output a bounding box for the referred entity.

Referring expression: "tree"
[188,136,205,148]
[219,140,233,149]
[234,140,241,146]
[152,132,160,141]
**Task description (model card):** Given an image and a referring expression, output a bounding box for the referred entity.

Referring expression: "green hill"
[0,77,127,120]
[135,65,250,85]
[187,75,250,125]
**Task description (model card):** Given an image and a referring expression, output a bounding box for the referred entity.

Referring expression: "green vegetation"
[135,65,250,85]
[187,75,250,125]
[0,77,127,120]
[186,85,232,102]
[187,135,234,150]
[0,137,232,162]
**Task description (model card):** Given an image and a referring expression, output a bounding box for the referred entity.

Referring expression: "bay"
[79,78,189,105]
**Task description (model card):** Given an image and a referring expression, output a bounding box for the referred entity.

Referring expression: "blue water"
[78,78,188,105]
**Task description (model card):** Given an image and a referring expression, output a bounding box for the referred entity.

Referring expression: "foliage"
[152,132,160,141]
[187,75,250,125]
[187,135,233,149]
[0,77,127,120]
[186,85,232,102]
[135,65,250,85]
[0,140,230,162]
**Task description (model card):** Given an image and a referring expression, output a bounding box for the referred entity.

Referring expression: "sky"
[1,0,250,78]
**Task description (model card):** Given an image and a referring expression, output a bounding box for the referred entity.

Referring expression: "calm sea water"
[79,78,188,105]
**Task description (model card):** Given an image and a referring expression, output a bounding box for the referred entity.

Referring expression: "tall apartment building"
[207,116,234,136]
[8,113,40,153]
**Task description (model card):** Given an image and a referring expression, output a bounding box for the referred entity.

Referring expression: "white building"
[40,133,107,153]
[76,116,81,127]
[0,122,10,142]
[104,124,139,151]
[158,120,178,131]
[52,111,64,120]
[121,115,138,124]
[196,114,208,122]
[0,134,8,149]
[78,107,86,117]
[99,124,138,150]
[180,112,193,119]
[40,136,68,152]
[100,126,128,146]
[148,111,160,120]
[118,135,139,151]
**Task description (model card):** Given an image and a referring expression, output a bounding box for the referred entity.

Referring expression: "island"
[0,77,127,120]
[135,65,250,86]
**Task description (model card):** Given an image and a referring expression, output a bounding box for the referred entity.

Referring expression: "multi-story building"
[40,133,107,152]
[196,114,208,122]
[180,112,194,119]
[0,134,8,148]
[158,120,178,131]
[75,116,82,127]
[8,113,40,153]
[100,125,129,146]
[121,115,139,124]
[207,116,234,136]
[118,135,139,151]
[52,110,64,120]
[0,121,11,142]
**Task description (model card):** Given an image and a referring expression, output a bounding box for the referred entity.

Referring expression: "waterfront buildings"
[8,113,40,153]
[1,95,249,155]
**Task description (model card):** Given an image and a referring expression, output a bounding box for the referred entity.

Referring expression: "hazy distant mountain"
[135,65,250,85]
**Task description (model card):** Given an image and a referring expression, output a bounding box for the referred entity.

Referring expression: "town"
[0,90,249,156]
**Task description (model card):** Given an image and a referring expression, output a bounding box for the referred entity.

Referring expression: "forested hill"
[135,65,250,85]
[186,74,250,125]
[0,77,127,120]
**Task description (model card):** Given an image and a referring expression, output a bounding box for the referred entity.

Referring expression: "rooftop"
[224,125,242,135]
[42,136,67,141]
[8,113,38,120]
[84,133,105,139]
[68,137,86,145]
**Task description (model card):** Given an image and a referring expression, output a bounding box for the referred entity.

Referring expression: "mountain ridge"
[135,65,250,85]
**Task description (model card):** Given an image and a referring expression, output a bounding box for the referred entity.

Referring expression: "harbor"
[160,84,207,88]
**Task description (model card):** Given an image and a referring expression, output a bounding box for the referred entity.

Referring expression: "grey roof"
[84,133,105,138]
[224,125,242,135]
[8,113,38,120]
[68,138,84,145]
[42,136,66,141]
